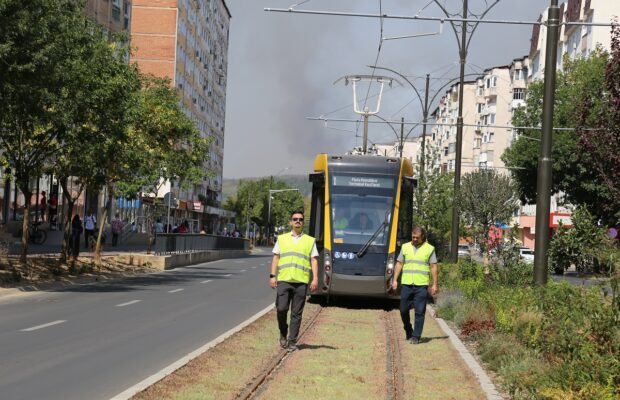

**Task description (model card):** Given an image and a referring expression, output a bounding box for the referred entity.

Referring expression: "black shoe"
[408,337,420,344]
[279,335,288,349]
[287,340,298,352]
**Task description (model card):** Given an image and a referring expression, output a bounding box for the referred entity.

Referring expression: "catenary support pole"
[534,0,560,285]
[449,0,469,262]
[400,117,404,158]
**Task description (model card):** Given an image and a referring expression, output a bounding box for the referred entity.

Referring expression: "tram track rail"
[234,304,324,400]
[384,309,405,400]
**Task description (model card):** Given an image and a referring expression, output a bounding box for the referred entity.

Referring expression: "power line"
[264,8,617,27]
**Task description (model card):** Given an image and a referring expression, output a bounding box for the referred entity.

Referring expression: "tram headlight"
[386,256,394,276]
[324,250,332,272]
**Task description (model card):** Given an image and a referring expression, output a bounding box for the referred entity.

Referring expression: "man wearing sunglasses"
[270,210,319,352]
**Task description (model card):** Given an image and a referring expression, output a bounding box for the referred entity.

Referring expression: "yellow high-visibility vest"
[400,241,435,285]
[277,233,315,284]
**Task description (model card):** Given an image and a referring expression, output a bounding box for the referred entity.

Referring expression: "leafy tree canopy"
[502,48,612,222]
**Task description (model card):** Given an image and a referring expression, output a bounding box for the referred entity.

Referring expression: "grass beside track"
[399,310,486,400]
[132,301,487,399]
[255,305,388,400]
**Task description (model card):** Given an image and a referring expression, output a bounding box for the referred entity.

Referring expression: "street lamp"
[268,188,300,239]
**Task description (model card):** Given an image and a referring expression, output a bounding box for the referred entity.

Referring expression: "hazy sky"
[223,0,546,178]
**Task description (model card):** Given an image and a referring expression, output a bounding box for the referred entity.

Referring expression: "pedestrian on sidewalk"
[270,211,318,352]
[84,209,96,249]
[71,214,83,259]
[111,213,123,247]
[391,226,439,344]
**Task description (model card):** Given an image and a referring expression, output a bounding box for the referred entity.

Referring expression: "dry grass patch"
[257,306,387,400]
[133,303,321,400]
[399,310,486,400]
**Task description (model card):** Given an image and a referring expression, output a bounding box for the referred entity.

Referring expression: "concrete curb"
[110,303,275,400]
[429,306,502,400]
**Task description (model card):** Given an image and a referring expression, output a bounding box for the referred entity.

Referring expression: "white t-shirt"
[272,231,319,258]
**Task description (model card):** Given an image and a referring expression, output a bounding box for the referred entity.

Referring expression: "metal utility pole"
[449,0,469,263]
[399,117,404,158]
[534,0,560,285]
[420,74,430,184]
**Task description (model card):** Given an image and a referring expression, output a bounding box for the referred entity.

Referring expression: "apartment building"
[131,0,231,231]
[470,56,530,171]
[85,0,132,34]
[429,81,477,174]
[530,0,620,80]
[374,139,419,164]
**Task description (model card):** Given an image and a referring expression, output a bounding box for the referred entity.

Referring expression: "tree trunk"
[17,184,32,267]
[59,178,82,264]
[94,186,114,268]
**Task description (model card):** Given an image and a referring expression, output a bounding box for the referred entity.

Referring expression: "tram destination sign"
[332,175,394,189]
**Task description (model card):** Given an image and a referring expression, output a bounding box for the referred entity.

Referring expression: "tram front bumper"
[328,273,395,298]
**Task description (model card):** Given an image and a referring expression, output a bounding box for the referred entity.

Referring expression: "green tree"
[0,0,118,264]
[578,26,620,224]
[48,34,141,263]
[548,205,612,275]
[459,169,519,260]
[90,75,210,263]
[502,49,609,218]
[414,145,454,258]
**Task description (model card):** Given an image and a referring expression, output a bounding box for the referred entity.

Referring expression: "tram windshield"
[331,193,393,246]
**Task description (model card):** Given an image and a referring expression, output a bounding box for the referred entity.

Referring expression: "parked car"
[519,247,535,263]
[457,244,471,260]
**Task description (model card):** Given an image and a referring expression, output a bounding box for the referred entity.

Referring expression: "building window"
[488,132,495,142]
[477,103,483,113]
[513,88,525,100]
[489,114,496,124]
[112,6,121,21]
[444,147,448,156]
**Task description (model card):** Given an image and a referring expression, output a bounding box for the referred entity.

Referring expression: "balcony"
[484,86,498,98]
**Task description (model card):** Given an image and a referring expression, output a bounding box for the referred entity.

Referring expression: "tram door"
[308,172,325,253]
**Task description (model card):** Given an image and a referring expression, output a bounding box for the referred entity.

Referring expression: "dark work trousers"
[399,284,429,339]
[276,281,308,342]
[112,233,119,246]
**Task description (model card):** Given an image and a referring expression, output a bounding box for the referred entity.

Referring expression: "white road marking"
[201,280,212,284]
[223,274,232,277]
[240,269,247,272]
[116,300,141,307]
[251,266,257,269]
[110,304,275,400]
[168,289,184,293]
[21,320,66,332]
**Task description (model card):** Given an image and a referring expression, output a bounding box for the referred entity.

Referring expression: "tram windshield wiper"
[356,211,390,258]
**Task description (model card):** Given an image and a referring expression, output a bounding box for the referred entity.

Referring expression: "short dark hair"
[412,226,427,241]
[290,210,304,219]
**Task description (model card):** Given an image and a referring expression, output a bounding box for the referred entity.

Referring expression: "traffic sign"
[607,228,618,240]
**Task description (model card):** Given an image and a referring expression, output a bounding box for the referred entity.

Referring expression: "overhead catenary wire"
[306,116,603,132]
[264,8,617,27]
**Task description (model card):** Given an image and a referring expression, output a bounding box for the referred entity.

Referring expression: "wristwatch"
[269,274,276,278]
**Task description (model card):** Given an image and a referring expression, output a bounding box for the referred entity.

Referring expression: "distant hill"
[222,174,311,201]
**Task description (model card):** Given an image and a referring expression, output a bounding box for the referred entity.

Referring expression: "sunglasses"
[292,218,304,222]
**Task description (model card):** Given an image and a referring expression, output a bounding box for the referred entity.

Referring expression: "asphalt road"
[0,252,275,400]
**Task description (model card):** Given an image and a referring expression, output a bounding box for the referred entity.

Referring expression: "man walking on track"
[391,226,438,344]
[270,211,318,352]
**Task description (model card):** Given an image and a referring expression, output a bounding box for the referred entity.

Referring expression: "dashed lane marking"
[21,320,67,332]
[168,289,184,294]
[201,280,212,284]
[223,274,232,277]
[240,269,247,272]
[116,300,142,307]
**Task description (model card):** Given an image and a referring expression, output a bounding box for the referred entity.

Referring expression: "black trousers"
[399,284,429,339]
[276,281,308,342]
